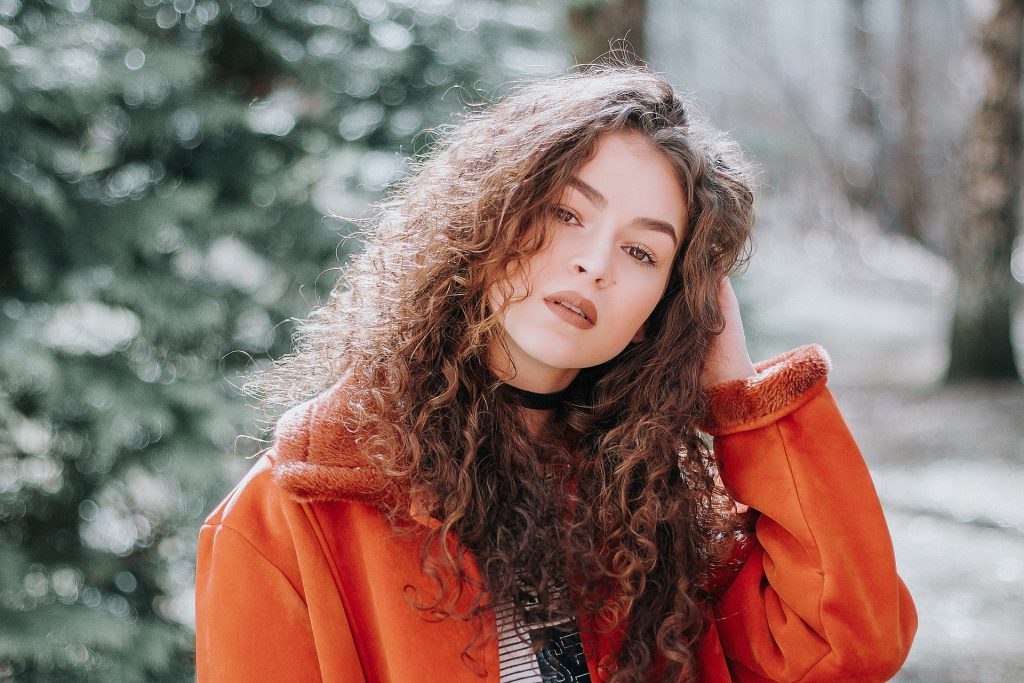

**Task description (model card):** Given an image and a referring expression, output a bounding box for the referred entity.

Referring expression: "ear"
[630,325,647,344]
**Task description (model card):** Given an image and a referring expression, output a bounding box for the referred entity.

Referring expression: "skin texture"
[702,277,756,386]
[486,131,756,435]
[487,131,687,393]
[487,132,761,438]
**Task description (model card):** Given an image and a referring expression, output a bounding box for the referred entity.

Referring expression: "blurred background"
[1,0,1022,680]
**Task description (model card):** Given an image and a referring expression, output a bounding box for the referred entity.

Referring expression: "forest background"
[2,0,1022,680]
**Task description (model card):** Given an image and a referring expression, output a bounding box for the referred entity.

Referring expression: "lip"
[543,290,598,329]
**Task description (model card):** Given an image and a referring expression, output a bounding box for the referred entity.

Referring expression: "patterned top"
[495,580,591,682]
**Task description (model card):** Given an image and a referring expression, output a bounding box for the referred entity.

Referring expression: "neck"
[485,339,579,394]
[503,383,569,440]
[503,383,570,410]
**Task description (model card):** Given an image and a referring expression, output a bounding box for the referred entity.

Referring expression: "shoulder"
[201,380,410,577]
[204,454,290,533]
[206,379,406,531]
[199,444,399,592]
[199,454,316,597]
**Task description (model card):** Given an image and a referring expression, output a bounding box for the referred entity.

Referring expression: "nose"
[570,239,613,286]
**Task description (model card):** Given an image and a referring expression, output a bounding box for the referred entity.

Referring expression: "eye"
[550,205,581,225]
[625,244,659,266]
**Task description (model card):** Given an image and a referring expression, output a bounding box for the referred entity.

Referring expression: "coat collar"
[269,380,410,512]
[268,344,832,525]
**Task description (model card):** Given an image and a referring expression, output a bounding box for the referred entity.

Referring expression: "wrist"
[702,361,757,388]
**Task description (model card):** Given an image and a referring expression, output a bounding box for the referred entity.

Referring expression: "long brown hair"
[261,66,754,682]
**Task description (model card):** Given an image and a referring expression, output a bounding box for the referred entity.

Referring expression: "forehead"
[565,132,687,241]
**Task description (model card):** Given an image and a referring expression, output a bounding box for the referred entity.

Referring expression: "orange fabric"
[195,345,916,681]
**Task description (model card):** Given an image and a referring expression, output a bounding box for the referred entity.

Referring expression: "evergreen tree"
[0,0,562,679]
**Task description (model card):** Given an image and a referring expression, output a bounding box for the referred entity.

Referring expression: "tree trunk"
[567,0,647,65]
[891,0,928,240]
[843,0,887,215]
[947,0,1023,381]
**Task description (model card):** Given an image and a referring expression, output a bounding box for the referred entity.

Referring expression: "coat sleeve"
[194,459,365,682]
[702,345,917,682]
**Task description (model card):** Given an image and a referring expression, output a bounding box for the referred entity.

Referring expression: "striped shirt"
[495,580,591,682]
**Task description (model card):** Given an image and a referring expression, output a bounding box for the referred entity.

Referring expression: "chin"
[512,339,577,369]
[518,340,624,372]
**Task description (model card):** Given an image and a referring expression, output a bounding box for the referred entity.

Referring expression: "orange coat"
[195,345,916,681]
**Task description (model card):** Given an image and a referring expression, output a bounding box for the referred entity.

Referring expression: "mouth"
[544,290,598,326]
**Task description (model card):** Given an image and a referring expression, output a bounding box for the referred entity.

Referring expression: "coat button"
[597,654,618,681]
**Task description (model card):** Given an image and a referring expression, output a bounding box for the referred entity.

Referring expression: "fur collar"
[268,344,831,505]
[269,381,406,509]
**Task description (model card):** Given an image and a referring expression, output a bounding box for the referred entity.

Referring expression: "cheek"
[621,278,669,333]
[637,275,671,311]
[487,261,535,316]
[508,249,554,298]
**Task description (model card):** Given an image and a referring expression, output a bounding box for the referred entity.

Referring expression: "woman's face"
[488,131,687,392]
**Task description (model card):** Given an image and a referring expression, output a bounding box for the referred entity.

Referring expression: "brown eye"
[625,244,658,266]
[550,206,580,225]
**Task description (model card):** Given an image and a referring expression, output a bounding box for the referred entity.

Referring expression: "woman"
[195,67,916,682]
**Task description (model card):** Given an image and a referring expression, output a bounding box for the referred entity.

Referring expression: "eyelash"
[549,205,660,267]
[550,206,580,225]
[626,244,659,266]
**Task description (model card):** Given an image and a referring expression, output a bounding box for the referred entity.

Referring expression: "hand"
[700,277,756,388]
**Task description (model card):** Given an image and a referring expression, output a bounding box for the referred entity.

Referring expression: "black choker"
[503,384,570,410]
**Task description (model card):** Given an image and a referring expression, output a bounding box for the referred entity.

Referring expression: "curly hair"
[259,65,755,682]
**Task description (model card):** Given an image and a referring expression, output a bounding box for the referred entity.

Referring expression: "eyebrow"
[566,177,680,246]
